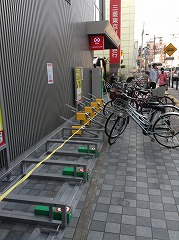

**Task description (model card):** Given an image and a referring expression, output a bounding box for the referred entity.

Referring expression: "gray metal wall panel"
[0,0,95,161]
[82,68,92,100]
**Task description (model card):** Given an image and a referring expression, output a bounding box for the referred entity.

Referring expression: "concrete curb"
[72,139,109,240]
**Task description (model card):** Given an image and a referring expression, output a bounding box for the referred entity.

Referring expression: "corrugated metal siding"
[0,0,95,161]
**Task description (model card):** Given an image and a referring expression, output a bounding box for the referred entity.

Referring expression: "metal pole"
[140,22,145,75]
[176,78,178,90]
[153,35,155,62]
[171,59,173,87]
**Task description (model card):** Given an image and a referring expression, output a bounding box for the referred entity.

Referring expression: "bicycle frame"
[115,99,162,135]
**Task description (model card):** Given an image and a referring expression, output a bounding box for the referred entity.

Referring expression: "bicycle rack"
[65,103,105,128]
[60,115,102,139]
[0,98,106,239]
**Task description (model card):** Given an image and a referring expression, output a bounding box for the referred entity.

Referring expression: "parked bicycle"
[103,83,175,118]
[105,92,179,148]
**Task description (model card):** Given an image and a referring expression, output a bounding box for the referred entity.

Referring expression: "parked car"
[173,67,179,79]
[164,67,179,80]
[164,67,171,74]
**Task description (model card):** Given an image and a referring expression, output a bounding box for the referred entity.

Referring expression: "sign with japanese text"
[75,67,83,104]
[110,0,121,63]
[90,36,104,50]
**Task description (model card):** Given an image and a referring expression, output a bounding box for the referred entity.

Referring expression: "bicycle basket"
[110,90,129,108]
[109,88,123,100]
[113,97,129,108]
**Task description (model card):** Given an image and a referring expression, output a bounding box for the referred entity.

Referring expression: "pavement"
[0,87,179,240]
[62,87,179,240]
[167,88,179,106]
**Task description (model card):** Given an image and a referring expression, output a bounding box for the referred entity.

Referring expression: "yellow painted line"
[0,109,102,202]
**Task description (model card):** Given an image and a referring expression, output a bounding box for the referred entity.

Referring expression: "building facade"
[0,0,97,164]
[95,0,135,77]
[0,0,120,167]
[120,0,135,76]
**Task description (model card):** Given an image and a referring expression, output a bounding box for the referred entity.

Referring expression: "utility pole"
[153,35,155,62]
[140,22,145,75]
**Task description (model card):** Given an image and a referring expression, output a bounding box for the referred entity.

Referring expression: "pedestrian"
[149,63,159,89]
[158,67,168,86]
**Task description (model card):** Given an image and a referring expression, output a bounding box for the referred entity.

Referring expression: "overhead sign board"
[164,43,177,56]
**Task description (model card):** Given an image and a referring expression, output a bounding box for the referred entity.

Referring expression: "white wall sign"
[47,63,54,84]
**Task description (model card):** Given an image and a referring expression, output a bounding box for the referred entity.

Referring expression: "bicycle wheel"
[159,96,176,105]
[108,115,128,145]
[149,105,179,123]
[153,112,179,148]
[103,100,114,117]
[142,104,179,122]
[160,105,179,113]
[105,112,118,137]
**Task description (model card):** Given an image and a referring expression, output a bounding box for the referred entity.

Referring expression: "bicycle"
[103,81,129,117]
[106,93,179,148]
[104,84,175,118]
[104,99,179,140]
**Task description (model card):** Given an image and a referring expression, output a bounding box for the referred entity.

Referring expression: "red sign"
[0,105,5,147]
[0,130,5,147]
[110,0,121,63]
[90,36,104,50]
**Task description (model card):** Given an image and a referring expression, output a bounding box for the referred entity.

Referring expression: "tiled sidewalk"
[167,88,179,106]
[63,115,179,240]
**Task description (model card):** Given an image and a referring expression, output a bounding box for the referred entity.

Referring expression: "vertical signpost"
[110,0,121,65]
[164,43,177,87]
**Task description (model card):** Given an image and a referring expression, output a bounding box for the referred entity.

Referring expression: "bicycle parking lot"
[0,83,179,240]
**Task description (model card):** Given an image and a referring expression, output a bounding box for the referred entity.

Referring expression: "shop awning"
[86,20,120,49]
